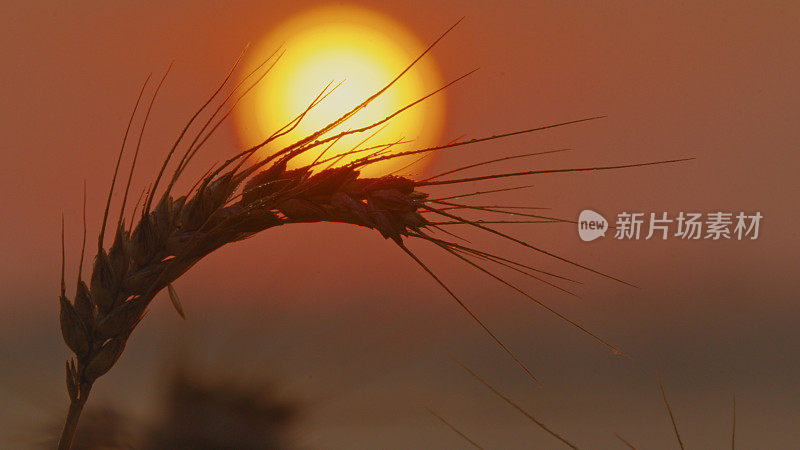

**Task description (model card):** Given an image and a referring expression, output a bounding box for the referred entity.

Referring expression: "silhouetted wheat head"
[56,21,690,449]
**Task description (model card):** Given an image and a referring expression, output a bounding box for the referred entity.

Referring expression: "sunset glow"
[236,6,446,175]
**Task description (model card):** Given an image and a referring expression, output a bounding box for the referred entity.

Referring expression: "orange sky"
[1,1,799,448]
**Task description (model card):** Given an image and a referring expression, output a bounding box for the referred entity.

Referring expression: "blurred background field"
[1,1,798,448]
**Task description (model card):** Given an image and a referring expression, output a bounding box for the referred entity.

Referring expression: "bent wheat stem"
[56,21,692,447]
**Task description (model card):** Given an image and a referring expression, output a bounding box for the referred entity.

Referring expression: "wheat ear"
[57,22,692,448]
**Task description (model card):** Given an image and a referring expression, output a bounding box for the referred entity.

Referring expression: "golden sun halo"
[236,6,446,175]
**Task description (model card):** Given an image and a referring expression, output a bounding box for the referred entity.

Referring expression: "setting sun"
[236,6,446,175]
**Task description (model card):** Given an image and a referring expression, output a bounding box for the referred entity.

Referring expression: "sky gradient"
[1,1,798,448]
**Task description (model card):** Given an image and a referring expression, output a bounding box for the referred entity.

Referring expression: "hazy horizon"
[1,1,798,448]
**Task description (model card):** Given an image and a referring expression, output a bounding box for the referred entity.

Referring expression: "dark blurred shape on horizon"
[56,406,132,450]
[146,364,297,449]
[46,363,298,450]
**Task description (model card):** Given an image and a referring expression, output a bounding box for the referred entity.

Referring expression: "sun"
[236,6,446,176]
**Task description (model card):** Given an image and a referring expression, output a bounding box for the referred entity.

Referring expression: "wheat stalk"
[55,22,690,449]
